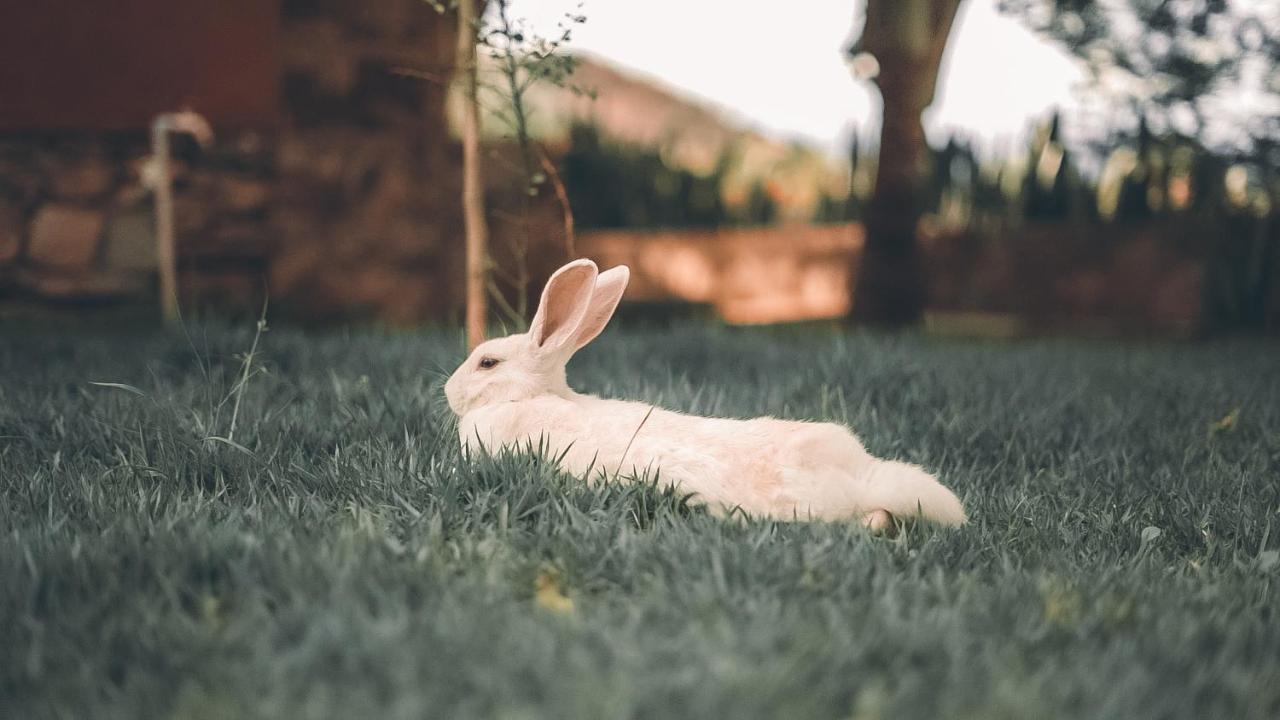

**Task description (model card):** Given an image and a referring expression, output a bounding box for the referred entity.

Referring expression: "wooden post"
[151,116,179,325]
[150,111,212,327]
[455,0,489,350]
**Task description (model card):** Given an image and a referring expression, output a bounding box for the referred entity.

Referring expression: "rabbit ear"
[572,265,629,351]
[530,259,599,353]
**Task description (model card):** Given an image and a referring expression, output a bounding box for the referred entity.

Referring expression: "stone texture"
[196,222,271,259]
[16,268,149,298]
[0,199,22,263]
[179,269,264,311]
[0,157,45,205]
[381,217,434,262]
[268,243,326,296]
[113,181,150,209]
[27,205,104,268]
[52,156,114,200]
[220,176,272,215]
[0,1,470,320]
[280,19,358,97]
[172,195,212,237]
[103,209,156,271]
[342,0,417,39]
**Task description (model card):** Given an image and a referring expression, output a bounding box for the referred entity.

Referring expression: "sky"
[507,0,1087,157]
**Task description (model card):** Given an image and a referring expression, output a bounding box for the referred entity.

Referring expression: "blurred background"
[0,0,1276,336]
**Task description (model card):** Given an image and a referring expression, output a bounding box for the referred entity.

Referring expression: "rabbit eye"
[478,356,500,370]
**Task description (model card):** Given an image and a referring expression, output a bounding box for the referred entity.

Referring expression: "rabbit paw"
[861,509,896,536]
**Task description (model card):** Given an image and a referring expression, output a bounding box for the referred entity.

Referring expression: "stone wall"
[921,222,1208,336]
[580,221,1210,335]
[0,0,567,325]
[582,224,863,324]
[0,133,268,308]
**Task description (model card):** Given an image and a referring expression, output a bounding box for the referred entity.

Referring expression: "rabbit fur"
[444,259,966,528]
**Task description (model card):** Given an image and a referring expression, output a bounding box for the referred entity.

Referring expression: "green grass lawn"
[2,321,1278,719]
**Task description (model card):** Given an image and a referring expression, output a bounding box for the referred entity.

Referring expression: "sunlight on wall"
[583,224,862,324]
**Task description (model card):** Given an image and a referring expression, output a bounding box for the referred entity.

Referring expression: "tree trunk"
[455,0,489,350]
[849,0,963,327]
[854,66,931,325]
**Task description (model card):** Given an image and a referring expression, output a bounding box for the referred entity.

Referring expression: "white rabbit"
[444,259,966,530]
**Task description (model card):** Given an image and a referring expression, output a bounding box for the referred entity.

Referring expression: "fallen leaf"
[534,568,574,615]
[1209,408,1240,436]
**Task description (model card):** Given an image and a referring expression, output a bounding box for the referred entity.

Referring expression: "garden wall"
[581,221,1217,335]
[0,0,548,325]
[582,224,863,325]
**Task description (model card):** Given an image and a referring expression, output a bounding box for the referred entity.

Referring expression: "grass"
[2,320,1279,719]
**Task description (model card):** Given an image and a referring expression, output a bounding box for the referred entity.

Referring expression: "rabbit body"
[459,391,965,524]
[445,259,966,528]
